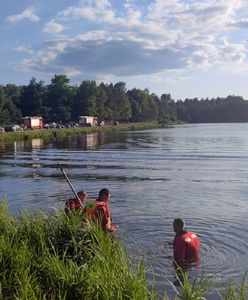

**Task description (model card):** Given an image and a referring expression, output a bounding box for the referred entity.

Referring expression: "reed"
[172,271,210,300]
[221,274,248,300]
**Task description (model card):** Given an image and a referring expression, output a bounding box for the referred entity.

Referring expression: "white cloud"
[43,21,64,33]
[20,58,37,71]
[60,7,98,21]
[37,40,68,65]
[17,0,248,77]
[96,74,113,84]
[64,67,81,77]
[220,38,246,63]
[151,74,162,82]
[230,18,248,28]
[147,0,246,36]
[19,33,189,76]
[6,7,40,24]
[165,76,193,84]
[59,0,115,23]
[15,45,33,54]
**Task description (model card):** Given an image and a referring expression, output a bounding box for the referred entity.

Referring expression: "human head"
[173,218,185,234]
[98,188,110,202]
[77,191,87,201]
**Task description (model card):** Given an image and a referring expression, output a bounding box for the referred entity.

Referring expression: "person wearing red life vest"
[65,191,87,214]
[172,218,200,286]
[85,188,117,232]
[173,218,200,265]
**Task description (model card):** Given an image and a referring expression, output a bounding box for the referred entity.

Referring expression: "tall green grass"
[0,201,247,299]
[221,274,248,300]
[0,202,161,299]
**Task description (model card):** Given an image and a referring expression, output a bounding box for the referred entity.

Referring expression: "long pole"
[58,163,81,202]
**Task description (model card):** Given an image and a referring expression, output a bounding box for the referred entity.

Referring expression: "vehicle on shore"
[43,122,57,129]
[21,116,43,130]
[79,116,98,127]
[4,124,23,132]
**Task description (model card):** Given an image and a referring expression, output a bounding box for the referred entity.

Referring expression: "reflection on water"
[30,138,44,149]
[54,132,122,150]
[0,124,248,298]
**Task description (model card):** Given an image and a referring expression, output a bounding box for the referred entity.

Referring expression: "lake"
[1,123,248,298]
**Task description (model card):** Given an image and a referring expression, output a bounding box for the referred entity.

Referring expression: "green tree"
[176,100,191,122]
[4,84,22,108]
[20,78,47,117]
[112,82,132,121]
[0,87,9,124]
[128,88,159,121]
[73,81,107,120]
[0,86,21,124]
[46,75,73,122]
[3,84,22,122]
[99,83,114,120]
[159,93,177,123]
[95,84,108,120]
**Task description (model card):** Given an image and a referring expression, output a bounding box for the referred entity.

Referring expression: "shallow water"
[1,123,248,298]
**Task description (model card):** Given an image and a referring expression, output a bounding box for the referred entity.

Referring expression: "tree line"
[0,74,248,125]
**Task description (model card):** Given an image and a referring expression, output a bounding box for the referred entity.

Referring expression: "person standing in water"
[172,218,200,286]
[65,191,87,214]
[173,218,200,265]
[85,188,118,232]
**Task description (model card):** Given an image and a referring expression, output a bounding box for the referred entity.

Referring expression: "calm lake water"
[1,123,248,298]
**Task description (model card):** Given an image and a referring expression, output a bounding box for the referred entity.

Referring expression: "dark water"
[1,123,248,297]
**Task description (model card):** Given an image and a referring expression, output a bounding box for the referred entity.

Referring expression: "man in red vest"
[173,218,200,265]
[85,188,118,232]
[65,191,87,214]
[173,218,200,286]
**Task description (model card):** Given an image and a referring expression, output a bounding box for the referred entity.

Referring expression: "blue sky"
[1,0,248,100]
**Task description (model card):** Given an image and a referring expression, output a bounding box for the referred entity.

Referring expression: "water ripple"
[1,124,248,295]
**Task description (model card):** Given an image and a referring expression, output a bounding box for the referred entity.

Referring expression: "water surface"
[1,123,248,298]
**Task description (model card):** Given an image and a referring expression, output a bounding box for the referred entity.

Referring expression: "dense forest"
[1,74,248,125]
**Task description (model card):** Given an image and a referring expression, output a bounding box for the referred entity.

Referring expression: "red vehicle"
[21,116,43,130]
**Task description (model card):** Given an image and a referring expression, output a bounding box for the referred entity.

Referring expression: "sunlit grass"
[0,201,247,299]
[0,201,161,299]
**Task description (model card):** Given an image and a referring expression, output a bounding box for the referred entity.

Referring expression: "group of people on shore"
[65,188,200,285]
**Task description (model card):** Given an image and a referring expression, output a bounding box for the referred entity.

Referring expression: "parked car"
[4,124,23,132]
[43,122,57,129]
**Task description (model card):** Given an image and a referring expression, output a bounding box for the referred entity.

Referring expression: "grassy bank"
[0,202,248,300]
[0,202,246,299]
[0,201,159,300]
[0,122,161,144]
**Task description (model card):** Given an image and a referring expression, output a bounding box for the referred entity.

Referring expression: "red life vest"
[173,231,200,264]
[65,198,84,213]
[85,200,110,217]
[85,199,113,230]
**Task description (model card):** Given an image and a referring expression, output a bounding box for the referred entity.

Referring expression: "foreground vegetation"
[0,201,158,300]
[0,121,160,143]
[0,201,247,299]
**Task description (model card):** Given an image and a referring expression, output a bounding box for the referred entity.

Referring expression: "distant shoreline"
[0,121,165,144]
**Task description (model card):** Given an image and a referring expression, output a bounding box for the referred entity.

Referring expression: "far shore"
[0,121,170,144]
